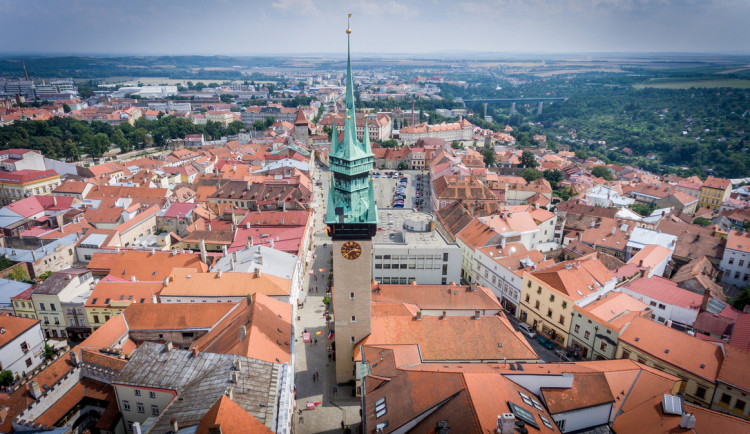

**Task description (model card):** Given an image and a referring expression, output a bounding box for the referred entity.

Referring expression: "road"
[504,312,574,363]
[294,160,361,434]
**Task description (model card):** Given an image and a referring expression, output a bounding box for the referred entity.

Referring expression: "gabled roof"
[123,302,239,331]
[0,314,40,348]
[196,395,273,434]
[87,250,208,281]
[619,316,723,382]
[435,201,476,240]
[357,305,538,362]
[528,256,615,301]
[623,276,703,309]
[190,294,292,364]
[161,268,291,298]
[371,282,502,311]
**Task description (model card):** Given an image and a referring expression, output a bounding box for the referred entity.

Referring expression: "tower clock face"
[341,241,362,260]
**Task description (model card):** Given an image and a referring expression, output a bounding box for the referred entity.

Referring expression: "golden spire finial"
[346,13,352,34]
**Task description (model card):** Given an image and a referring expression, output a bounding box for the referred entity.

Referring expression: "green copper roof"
[325,22,377,227]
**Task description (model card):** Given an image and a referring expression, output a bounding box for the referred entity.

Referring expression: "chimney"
[29,381,42,399]
[470,282,478,292]
[474,310,481,320]
[246,222,251,229]
[498,413,516,434]
[52,196,57,206]
[151,248,155,256]
[116,247,121,254]
[611,225,616,236]
[200,239,207,263]
[234,358,242,371]
[230,259,235,271]
[246,238,252,249]
[165,341,173,352]
[232,251,237,261]
[172,249,177,256]
[240,325,247,340]
[246,294,252,305]
[70,351,78,367]
[31,250,37,261]
[208,223,212,231]
[217,270,222,278]
[131,275,137,282]
[638,259,643,267]
[254,267,261,278]
[226,387,234,401]
[164,276,170,286]
[170,418,179,433]
[222,245,228,257]
[700,289,711,312]
[231,371,239,383]
[680,413,696,429]
[152,294,158,303]
[415,311,422,321]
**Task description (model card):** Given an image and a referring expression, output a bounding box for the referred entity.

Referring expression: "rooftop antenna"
[22,60,29,81]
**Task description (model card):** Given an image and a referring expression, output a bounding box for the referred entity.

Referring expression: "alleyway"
[293,161,361,433]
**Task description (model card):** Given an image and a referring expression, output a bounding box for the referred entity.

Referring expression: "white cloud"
[271,0,320,15]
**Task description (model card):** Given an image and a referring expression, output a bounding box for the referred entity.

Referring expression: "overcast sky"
[1,0,748,56]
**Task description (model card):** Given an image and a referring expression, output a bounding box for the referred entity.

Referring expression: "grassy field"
[635,78,750,89]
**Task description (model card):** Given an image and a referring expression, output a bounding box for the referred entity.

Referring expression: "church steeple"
[325,15,378,237]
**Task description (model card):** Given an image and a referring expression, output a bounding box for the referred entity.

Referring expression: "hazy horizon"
[1,0,749,56]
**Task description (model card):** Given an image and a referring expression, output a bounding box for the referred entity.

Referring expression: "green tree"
[451,141,463,150]
[8,266,29,282]
[543,169,565,189]
[264,116,276,129]
[253,121,265,131]
[226,121,245,136]
[111,129,128,152]
[482,147,496,166]
[732,286,750,311]
[0,370,13,387]
[520,150,537,168]
[693,217,712,227]
[591,165,613,181]
[630,203,654,217]
[521,168,544,182]
[43,344,55,360]
[37,271,53,281]
[62,103,71,113]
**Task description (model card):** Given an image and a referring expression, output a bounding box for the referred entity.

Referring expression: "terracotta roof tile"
[619,316,723,382]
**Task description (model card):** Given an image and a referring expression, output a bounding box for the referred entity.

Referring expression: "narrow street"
[293,159,361,433]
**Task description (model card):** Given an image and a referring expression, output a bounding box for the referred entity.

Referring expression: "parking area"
[372,169,429,211]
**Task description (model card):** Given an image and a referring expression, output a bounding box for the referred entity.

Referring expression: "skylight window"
[540,415,554,429]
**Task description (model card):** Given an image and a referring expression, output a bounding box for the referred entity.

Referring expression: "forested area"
[440,73,750,178]
[0,116,245,159]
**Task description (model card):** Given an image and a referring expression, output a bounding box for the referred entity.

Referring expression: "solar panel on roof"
[706,298,727,315]
[661,394,683,415]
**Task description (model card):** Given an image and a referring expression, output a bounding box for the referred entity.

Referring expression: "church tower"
[325,17,378,384]
[293,106,309,145]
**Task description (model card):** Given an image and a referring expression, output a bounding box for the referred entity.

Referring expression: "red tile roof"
[623,276,703,309]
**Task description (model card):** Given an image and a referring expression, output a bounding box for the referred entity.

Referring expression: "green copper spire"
[325,17,377,233]
[330,111,339,155]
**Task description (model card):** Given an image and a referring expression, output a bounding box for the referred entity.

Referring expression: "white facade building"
[0,315,46,377]
[720,230,750,288]
[372,210,461,285]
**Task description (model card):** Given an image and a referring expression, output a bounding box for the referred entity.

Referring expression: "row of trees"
[0,115,249,159]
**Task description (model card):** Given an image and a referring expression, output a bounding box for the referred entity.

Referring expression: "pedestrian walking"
[314,338,318,345]
[312,373,316,382]
[315,371,319,382]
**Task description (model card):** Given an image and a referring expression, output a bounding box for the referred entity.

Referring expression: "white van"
[517,323,537,339]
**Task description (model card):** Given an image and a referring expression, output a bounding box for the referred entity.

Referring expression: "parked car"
[517,323,537,338]
[393,203,404,208]
[537,336,555,350]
